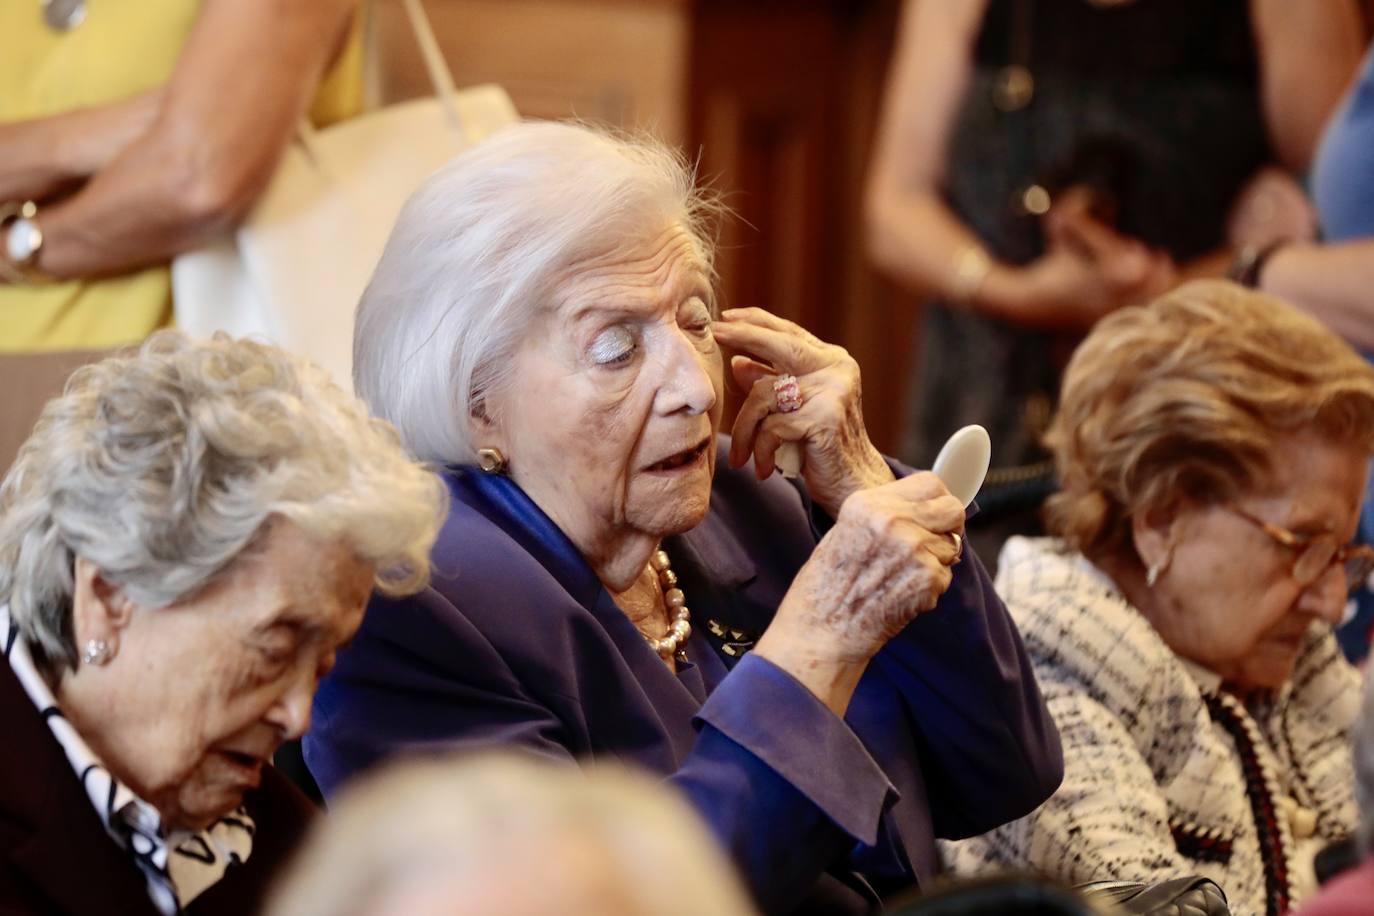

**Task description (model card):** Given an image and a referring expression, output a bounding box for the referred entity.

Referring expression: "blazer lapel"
[456,469,709,763]
[0,664,158,916]
[10,778,159,916]
[672,504,757,593]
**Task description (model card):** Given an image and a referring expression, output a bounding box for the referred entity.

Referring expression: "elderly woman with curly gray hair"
[943,281,1374,916]
[0,332,447,915]
[303,120,1063,914]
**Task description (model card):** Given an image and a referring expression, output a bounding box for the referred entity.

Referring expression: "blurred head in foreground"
[266,753,757,916]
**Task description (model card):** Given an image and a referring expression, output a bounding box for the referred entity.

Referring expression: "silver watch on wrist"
[1,201,49,283]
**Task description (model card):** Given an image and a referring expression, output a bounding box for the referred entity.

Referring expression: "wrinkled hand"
[711,307,893,517]
[768,472,966,664]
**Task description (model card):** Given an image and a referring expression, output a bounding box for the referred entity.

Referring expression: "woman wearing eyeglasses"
[942,280,1374,916]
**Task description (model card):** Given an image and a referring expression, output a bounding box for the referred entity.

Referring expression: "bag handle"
[301,0,470,155]
[399,0,470,139]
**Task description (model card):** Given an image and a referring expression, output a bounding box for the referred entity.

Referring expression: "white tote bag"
[172,0,518,387]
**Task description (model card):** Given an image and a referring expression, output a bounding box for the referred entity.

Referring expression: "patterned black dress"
[903,0,1270,562]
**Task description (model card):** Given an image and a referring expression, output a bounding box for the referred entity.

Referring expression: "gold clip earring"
[477,448,507,474]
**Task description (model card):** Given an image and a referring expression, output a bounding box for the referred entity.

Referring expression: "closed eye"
[680,296,714,335]
[590,325,637,366]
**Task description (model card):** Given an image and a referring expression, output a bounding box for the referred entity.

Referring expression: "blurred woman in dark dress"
[866,0,1360,567]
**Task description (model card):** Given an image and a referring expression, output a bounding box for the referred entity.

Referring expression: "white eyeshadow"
[590,326,635,364]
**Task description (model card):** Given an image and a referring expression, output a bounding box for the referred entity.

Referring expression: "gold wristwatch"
[0,201,49,284]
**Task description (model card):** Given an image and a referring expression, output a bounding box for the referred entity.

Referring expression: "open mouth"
[219,750,265,781]
[646,438,710,473]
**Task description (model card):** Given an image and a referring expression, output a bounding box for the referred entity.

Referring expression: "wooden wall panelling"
[689,0,915,452]
[372,0,691,146]
[834,0,923,456]
[690,1,841,339]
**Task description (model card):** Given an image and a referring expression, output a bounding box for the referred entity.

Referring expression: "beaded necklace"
[1202,691,1300,916]
[643,549,691,660]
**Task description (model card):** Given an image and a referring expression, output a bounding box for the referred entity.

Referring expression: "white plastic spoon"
[776,441,803,478]
[931,424,991,508]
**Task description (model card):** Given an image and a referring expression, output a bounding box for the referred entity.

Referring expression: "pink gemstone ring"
[772,375,803,413]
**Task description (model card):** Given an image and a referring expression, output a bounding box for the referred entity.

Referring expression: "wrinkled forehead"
[1233,432,1369,534]
[227,521,375,622]
[550,223,715,317]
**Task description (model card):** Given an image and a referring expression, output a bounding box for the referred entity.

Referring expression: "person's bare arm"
[864,0,987,303]
[0,90,163,203]
[864,0,1171,330]
[1260,240,1374,350]
[26,0,357,281]
[1250,0,1363,171]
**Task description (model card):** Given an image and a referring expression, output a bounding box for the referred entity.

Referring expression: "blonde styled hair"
[1044,280,1374,566]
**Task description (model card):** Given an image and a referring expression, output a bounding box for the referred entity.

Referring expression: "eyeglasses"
[1225,505,1374,594]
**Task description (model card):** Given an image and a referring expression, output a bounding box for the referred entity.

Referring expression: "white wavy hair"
[0,331,448,673]
[354,120,722,465]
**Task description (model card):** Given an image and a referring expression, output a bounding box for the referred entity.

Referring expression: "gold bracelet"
[950,244,992,305]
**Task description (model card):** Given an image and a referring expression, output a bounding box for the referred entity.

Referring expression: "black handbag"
[1079,876,1230,916]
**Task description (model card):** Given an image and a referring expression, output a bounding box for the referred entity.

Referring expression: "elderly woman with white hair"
[0,332,446,915]
[304,121,1062,913]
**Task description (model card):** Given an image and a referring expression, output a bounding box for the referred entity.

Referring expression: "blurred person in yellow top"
[0,0,363,468]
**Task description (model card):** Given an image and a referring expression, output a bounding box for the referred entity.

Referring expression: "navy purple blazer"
[304,442,1062,914]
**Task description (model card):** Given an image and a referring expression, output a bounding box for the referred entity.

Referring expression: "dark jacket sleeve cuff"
[693,652,898,846]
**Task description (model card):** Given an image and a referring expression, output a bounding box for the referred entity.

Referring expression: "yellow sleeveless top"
[0,1,363,353]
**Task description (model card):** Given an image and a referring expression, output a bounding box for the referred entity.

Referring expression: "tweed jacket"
[0,654,316,916]
[305,444,1063,914]
[943,537,1361,916]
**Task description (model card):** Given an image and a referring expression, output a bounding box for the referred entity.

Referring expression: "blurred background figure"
[943,281,1374,915]
[865,0,1362,568]
[1259,43,1374,350]
[265,753,758,916]
[1255,40,1374,353]
[0,332,445,914]
[1296,672,1374,915]
[0,0,363,472]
